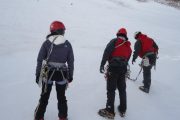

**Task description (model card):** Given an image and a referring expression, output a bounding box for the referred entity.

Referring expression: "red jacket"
[111,38,132,60]
[137,34,157,58]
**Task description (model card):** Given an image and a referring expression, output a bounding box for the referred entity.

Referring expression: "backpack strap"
[115,40,126,48]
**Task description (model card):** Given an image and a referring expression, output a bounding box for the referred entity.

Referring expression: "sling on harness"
[38,36,58,87]
[38,36,69,94]
[43,62,69,93]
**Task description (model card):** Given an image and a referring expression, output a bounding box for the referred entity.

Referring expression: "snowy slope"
[0,0,180,120]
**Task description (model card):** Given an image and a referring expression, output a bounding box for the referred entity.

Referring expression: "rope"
[40,36,58,94]
[127,61,143,81]
[127,66,142,81]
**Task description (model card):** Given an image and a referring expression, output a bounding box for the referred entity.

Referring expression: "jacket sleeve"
[35,41,48,76]
[100,39,116,67]
[67,42,74,78]
[132,40,141,61]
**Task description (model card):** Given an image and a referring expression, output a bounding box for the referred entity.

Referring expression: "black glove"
[68,77,73,83]
[36,76,39,84]
[132,58,136,65]
[100,66,104,73]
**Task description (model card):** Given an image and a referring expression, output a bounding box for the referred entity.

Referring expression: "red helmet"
[50,21,65,33]
[117,28,127,36]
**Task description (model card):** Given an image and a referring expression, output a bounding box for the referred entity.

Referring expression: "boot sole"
[98,110,114,119]
[139,87,149,93]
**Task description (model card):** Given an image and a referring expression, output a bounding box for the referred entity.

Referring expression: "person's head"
[116,28,128,40]
[134,31,142,40]
[50,21,65,35]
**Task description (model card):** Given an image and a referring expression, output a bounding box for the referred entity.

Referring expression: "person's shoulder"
[41,39,51,47]
[111,38,117,42]
[64,40,70,44]
[126,40,131,45]
[108,38,117,44]
[64,40,73,47]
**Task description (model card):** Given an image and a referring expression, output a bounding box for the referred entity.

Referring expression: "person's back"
[99,28,132,118]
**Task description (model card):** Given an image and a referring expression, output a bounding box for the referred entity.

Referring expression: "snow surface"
[0,0,180,120]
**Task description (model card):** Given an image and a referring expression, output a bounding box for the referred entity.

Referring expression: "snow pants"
[34,82,67,119]
[143,65,152,89]
[106,66,127,113]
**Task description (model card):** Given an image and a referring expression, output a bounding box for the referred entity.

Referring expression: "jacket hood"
[48,35,66,45]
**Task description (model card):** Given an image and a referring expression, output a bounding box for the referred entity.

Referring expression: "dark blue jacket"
[36,35,74,80]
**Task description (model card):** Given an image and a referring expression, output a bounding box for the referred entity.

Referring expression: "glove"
[100,66,104,73]
[36,75,39,84]
[68,77,73,83]
[132,59,136,65]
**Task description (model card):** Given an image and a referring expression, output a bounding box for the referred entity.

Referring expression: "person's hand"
[100,66,104,73]
[132,59,136,65]
[36,76,39,84]
[68,77,73,83]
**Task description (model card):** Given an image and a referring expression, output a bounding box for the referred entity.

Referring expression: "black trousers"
[106,67,127,113]
[34,82,67,119]
[143,65,152,89]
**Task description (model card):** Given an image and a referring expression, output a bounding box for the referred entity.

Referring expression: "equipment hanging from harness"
[38,36,58,87]
[38,36,69,93]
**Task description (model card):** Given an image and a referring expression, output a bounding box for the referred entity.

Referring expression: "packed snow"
[0,0,180,120]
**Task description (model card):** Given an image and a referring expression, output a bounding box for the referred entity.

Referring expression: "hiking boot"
[117,105,126,117]
[119,112,125,117]
[98,108,115,119]
[139,86,149,93]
